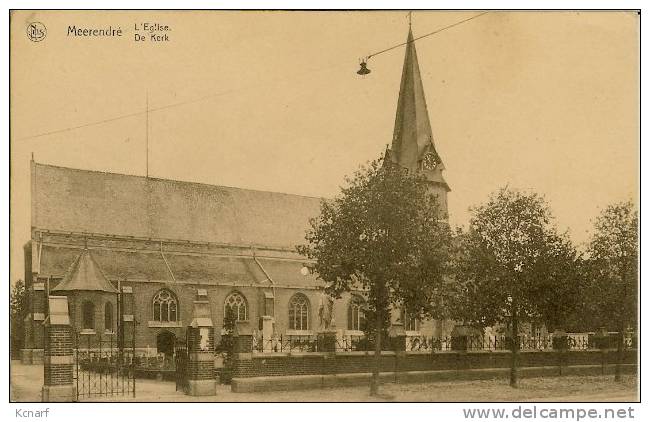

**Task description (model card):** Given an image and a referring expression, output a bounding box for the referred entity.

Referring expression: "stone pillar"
[42,296,75,402]
[317,329,338,352]
[389,323,407,352]
[263,291,275,319]
[260,315,275,352]
[186,300,216,396]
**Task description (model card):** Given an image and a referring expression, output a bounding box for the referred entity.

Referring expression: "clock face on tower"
[422,152,438,170]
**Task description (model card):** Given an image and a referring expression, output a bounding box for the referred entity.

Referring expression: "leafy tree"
[528,233,585,332]
[451,188,580,387]
[584,201,638,381]
[10,280,26,358]
[298,155,452,396]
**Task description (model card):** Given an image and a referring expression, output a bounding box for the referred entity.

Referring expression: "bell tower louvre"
[388,26,450,217]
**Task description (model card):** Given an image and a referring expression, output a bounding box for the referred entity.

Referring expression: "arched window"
[82,301,95,330]
[104,302,114,332]
[224,292,248,321]
[348,295,366,331]
[153,289,178,322]
[288,294,310,330]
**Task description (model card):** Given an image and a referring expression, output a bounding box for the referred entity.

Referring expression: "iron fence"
[335,336,369,352]
[73,331,136,400]
[248,331,635,354]
[253,335,321,353]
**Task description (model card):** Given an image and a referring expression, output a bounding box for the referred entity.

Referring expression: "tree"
[585,201,638,381]
[10,279,26,358]
[298,155,452,396]
[528,233,585,332]
[217,306,237,384]
[451,188,580,387]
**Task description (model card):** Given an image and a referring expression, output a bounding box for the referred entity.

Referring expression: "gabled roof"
[390,28,449,191]
[51,248,118,293]
[31,162,323,249]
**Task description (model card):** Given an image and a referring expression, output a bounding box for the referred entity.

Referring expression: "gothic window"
[347,295,366,331]
[104,302,114,332]
[288,293,310,330]
[152,289,178,322]
[224,292,248,321]
[82,301,95,330]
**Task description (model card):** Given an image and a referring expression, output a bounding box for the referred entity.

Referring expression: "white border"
[2,2,646,421]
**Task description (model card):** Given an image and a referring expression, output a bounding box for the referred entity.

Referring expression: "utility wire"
[16,12,490,142]
[14,87,241,141]
[367,11,490,60]
[15,63,345,142]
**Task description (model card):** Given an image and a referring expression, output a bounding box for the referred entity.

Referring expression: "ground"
[10,361,637,402]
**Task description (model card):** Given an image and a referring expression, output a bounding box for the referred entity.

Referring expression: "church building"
[20,26,453,363]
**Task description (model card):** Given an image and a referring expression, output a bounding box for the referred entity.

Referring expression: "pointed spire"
[52,247,118,293]
[390,26,449,191]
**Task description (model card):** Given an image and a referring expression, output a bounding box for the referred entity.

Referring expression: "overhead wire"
[16,11,490,142]
[366,11,490,60]
[15,61,348,142]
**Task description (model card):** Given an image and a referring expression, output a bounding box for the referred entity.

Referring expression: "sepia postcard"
[8,8,640,414]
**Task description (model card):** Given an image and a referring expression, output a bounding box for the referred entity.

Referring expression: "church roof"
[31,162,323,250]
[51,247,118,293]
[40,244,322,288]
[390,28,449,191]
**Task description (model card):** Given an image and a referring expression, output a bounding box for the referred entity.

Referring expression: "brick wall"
[127,282,263,349]
[44,325,73,386]
[186,326,215,382]
[187,327,215,351]
[231,349,638,379]
[59,291,118,349]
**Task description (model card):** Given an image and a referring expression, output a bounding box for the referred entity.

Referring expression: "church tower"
[389,26,450,217]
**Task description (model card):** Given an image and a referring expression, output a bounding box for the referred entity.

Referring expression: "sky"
[10,10,639,283]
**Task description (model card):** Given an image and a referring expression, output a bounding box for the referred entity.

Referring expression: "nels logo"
[26,22,47,42]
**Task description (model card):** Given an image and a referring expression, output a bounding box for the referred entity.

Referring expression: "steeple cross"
[408,11,412,28]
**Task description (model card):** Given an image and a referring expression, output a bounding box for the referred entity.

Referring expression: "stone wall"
[232,349,638,379]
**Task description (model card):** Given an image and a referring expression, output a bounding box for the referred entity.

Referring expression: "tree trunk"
[510,304,519,388]
[615,320,624,382]
[370,303,382,396]
[615,265,628,382]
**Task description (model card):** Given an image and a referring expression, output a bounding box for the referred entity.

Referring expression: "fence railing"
[246,332,635,354]
[253,335,321,353]
[74,349,177,371]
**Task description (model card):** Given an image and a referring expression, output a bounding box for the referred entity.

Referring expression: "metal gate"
[73,330,136,401]
[174,336,189,393]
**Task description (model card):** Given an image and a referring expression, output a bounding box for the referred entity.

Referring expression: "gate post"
[186,300,216,396]
[232,321,253,380]
[42,296,75,402]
